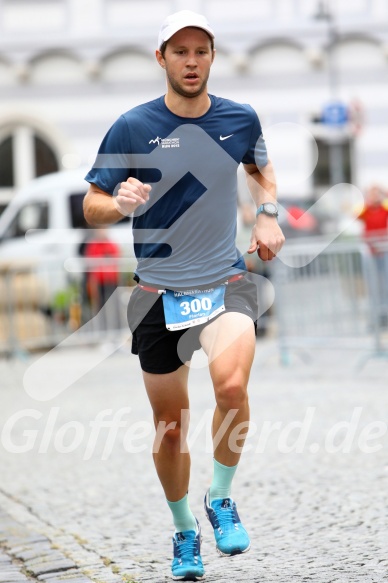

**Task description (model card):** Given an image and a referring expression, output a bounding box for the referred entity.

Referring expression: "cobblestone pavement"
[0,339,387,583]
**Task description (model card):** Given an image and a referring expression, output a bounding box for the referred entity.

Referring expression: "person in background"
[84,228,121,329]
[358,184,388,325]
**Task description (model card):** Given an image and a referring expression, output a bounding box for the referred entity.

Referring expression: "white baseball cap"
[158,10,215,49]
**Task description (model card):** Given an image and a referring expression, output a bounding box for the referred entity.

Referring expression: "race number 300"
[180,297,212,315]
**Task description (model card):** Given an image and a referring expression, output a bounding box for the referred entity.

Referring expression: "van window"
[69,193,89,229]
[69,192,130,228]
[3,202,49,239]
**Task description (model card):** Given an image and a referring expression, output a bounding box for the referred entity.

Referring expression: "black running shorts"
[127,275,259,374]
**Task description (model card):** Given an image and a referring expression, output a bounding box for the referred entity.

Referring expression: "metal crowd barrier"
[272,236,388,365]
[0,258,137,356]
[1,241,388,364]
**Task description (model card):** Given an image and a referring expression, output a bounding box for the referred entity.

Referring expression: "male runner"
[84,10,284,581]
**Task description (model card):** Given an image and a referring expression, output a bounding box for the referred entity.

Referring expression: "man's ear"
[156,50,166,69]
[211,48,216,64]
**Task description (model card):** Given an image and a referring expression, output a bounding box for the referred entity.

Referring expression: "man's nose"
[186,52,198,66]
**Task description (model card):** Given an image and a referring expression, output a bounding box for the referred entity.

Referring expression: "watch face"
[263,203,278,215]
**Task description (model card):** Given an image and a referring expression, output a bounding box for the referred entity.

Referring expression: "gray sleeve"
[254,134,268,169]
[241,106,268,168]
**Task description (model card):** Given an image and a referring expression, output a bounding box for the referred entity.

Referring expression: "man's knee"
[214,374,248,411]
[153,411,190,452]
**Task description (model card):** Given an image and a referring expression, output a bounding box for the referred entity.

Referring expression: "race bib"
[162,286,226,331]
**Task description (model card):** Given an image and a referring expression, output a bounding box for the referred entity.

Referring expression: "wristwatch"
[256,202,278,218]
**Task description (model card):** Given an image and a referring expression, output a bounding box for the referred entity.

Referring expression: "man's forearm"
[244,160,277,208]
[245,160,285,260]
[83,185,124,226]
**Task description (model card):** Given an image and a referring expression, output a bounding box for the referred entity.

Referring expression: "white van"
[0,168,136,302]
[0,167,134,261]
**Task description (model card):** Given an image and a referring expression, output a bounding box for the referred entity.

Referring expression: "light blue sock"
[167,494,197,533]
[209,458,238,503]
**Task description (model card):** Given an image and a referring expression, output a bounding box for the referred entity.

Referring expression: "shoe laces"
[216,499,238,534]
[176,533,199,563]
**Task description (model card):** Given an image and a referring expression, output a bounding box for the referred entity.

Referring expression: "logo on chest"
[149,136,180,149]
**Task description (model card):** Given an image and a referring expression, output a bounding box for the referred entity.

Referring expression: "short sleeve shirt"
[85,94,268,287]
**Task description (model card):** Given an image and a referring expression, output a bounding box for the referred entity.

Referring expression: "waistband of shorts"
[135,273,245,295]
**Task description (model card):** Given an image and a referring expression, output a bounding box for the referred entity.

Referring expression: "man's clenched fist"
[113,177,152,216]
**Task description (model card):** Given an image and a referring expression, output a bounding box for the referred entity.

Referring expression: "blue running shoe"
[171,521,205,581]
[204,490,250,557]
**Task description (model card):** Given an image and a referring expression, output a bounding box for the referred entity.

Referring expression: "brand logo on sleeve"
[220,134,234,141]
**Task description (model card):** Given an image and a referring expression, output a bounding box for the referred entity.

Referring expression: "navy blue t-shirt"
[85,94,268,287]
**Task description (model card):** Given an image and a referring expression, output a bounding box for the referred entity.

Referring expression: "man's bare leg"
[143,365,204,578]
[200,312,255,465]
[143,365,191,502]
[200,312,255,555]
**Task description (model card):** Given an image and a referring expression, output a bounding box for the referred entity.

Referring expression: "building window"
[313,137,353,187]
[0,136,14,187]
[0,127,59,190]
[34,135,59,177]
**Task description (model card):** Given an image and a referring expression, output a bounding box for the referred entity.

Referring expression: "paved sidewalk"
[0,339,387,583]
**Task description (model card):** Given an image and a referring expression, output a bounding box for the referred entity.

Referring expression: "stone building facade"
[0,0,387,212]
